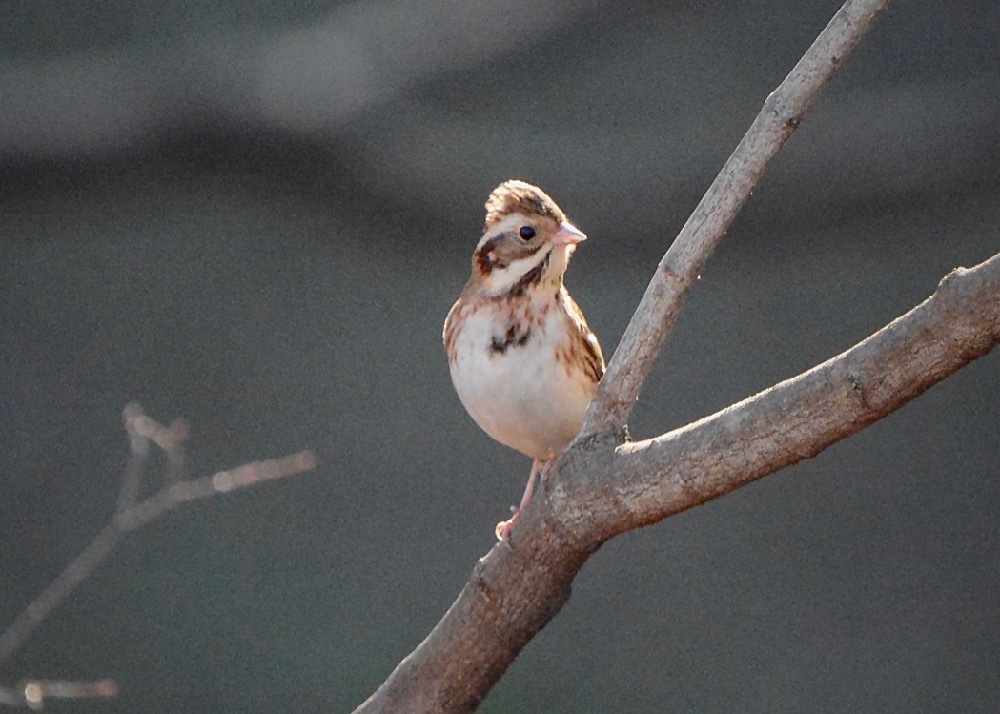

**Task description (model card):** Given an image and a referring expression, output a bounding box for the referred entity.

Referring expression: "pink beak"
[551,221,587,246]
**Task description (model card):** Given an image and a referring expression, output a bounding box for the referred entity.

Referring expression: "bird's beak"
[551,221,587,246]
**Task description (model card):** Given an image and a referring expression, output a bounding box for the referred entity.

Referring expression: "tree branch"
[353,0,1000,710]
[561,255,1000,536]
[582,0,893,438]
[0,403,316,677]
[358,252,999,713]
[0,679,118,710]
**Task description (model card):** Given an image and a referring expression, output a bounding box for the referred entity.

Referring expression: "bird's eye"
[518,226,536,240]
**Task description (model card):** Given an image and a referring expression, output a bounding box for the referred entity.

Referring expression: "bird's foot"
[495,512,521,541]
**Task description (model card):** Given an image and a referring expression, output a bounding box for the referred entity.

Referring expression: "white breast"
[448,298,594,461]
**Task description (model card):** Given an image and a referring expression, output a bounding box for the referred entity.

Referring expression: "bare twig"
[0,679,118,710]
[581,0,893,438]
[0,403,316,680]
[117,403,150,511]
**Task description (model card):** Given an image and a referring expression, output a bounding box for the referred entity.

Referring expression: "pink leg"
[496,458,551,541]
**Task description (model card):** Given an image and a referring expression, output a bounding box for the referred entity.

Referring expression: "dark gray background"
[1,1,998,711]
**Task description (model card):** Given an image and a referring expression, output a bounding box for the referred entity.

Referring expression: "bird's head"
[470,180,586,297]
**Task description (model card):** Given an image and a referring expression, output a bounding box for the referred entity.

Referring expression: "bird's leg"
[538,458,555,481]
[496,458,546,541]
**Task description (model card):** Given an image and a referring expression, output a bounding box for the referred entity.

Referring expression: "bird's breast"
[448,299,595,460]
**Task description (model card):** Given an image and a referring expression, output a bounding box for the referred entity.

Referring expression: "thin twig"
[0,679,118,710]
[113,450,318,533]
[116,402,150,512]
[581,0,894,438]
[0,404,316,677]
[0,525,123,675]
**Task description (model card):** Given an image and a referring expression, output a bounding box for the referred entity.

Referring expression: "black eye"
[518,226,536,240]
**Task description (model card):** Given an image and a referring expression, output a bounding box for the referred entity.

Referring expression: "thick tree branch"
[560,255,1000,536]
[582,0,893,438]
[351,1,1000,711]
[360,251,999,712]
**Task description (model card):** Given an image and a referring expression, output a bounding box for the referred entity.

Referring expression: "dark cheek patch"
[476,238,504,276]
[476,233,549,278]
[509,250,550,297]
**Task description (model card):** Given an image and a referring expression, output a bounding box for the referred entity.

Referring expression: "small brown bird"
[443,180,605,540]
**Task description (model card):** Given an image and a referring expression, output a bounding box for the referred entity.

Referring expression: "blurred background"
[1,0,999,711]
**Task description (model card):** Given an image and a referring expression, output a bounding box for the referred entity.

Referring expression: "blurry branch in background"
[0,402,316,707]
[0,679,118,711]
[358,0,998,710]
[0,0,605,159]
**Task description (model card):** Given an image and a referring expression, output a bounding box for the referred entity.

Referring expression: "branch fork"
[356,0,1000,710]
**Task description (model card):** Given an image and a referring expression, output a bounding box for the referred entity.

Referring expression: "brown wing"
[561,287,605,386]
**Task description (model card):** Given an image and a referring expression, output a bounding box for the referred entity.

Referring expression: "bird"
[443,180,605,540]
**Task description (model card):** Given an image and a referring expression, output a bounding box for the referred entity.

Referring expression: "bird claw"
[496,511,521,541]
